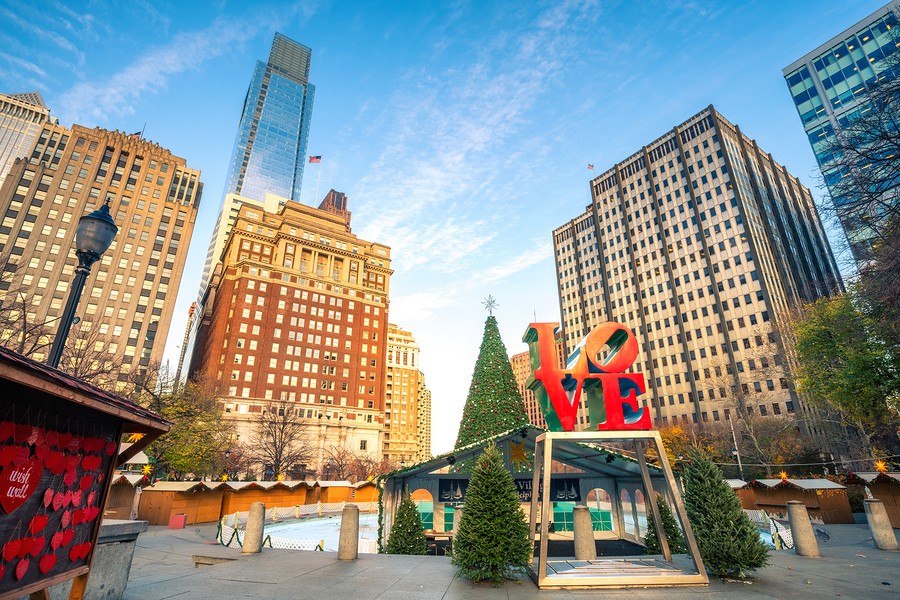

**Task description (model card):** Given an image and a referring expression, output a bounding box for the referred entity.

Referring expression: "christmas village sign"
[522,321,708,588]
[0,347,168,600]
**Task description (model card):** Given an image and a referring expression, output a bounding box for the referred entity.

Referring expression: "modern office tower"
[224,33,315,204]
[509,328,565,430]
[190,193,392,475]
[553,106,842,432]
[0,123,202,385]
[383,323,422,465]
[0,92,54,186]
[783,2,900,261]
[416,373,432,462]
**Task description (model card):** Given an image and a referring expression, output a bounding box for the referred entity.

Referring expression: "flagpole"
[140,122,146,141]
[314,162,322,203]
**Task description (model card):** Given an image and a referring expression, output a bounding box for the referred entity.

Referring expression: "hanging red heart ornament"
[87,490,96,506]
[27,427,43,447]
[15,557,29,580]
[11,446,29,466]
[0,421,13,441]
[28,536,43,557]
[63,470,76,487]
[2,538,21,561]
[82,455,101,471]
[50,531,64,550]
[105,441,117,457]
[80,475,93,492]
[61,528,74,547]
[52,491,65,511]
[44,430,58,447]
[72,489,83,507]
[39,552,56,574]
[13,424,32,445]
[72,509,84,526]
[56,433,72,451]
[44,450,65,474]
[66,437,81,453]
[80,543,92,559]
[34,444,49,460]
[0,456,42,513]
[68,545,79,562]
[29,514,49,534]
[61,510,71,528]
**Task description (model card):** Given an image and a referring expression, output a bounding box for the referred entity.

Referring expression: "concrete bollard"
[864,499,900,551]
[786,501,819,557]
[338,504,359,560]
[242,501,266,554]
[452,505,464,535]
[573,506,597,561]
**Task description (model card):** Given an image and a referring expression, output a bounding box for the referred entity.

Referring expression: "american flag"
[587,163,594,170]
[309,155,322,163]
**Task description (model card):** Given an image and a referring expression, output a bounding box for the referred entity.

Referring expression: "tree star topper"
[482,295,499,315]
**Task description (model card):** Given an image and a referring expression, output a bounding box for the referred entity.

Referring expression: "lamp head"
[75,202,118,263]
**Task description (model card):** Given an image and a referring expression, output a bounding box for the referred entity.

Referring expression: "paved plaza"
[123,523,900,599]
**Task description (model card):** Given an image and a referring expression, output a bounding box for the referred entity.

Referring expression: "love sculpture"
[523,321,651,432]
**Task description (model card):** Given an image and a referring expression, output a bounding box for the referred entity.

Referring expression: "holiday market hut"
[219,480,312,515]
[750,478,853,524]
[137,481,225,526]
[380,425,671,553]
[726,479,757,509]
[843,472,900,527]
[105,473,147,520]
[0,346,170,600]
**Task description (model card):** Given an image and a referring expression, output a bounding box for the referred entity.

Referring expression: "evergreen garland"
[683,451,769,578]
[643,494,686,555]
[452,442,532,585]
[454,315,529,450]
[385,493,427,555]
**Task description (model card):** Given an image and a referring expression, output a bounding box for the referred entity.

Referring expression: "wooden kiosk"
[0,347,169,600]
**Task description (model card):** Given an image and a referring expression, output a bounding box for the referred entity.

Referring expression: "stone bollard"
[573,506,597,561]
[338,504,359,560]
[786,501,819,557]
[452,505,464,535]
[864,499,900,551]
[242,501,266,554]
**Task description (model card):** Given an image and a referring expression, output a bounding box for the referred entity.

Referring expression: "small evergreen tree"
[385,493,427,555]
[643,494,686,555]
[683,452,769,578]
[454,315,530,450]
[452,442,532,585]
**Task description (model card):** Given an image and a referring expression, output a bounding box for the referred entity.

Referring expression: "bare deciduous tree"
[248,401,316,479]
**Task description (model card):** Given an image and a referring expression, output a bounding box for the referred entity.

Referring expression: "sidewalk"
[124,524,900,599]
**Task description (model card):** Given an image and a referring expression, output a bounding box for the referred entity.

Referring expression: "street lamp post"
[47,202,118,368]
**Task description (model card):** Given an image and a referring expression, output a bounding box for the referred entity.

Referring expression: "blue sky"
[0,0,882,453]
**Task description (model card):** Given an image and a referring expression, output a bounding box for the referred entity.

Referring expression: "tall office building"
[783,2,900,261]
[509,328,565,430]
[0,123,202,385]
[384,323,424,465]
[190,193,392,475]
[224,33,315,204]
[0,92,54,186]
[553,106,842,432]
[416,373,432,462]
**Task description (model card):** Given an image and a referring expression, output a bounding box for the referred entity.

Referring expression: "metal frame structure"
[528,430,708,589]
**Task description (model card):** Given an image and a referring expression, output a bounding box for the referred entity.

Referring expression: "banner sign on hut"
[524,321,651,432]
[439,478,582,503]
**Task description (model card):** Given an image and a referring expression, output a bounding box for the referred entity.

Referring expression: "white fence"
[217,501,378,550]
[744,509,794,549]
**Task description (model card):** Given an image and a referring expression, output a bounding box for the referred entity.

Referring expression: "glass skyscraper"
[224,32,315,203]
[783,2,899,262]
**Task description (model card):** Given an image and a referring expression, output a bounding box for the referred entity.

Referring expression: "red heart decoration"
[82,455,102,472]
[11,446,29,466]
[63,490,73,508]
[72,490,83,507]
[27,427,43,447]
[57,433,72,450]
[43,487,54,508]
[44,450,64,474]
[88,506,100,522]
[61,510,71,528]
[39,553,56,574]
[28,536,43,557]
[66,437,81,453]
[72,509,84,526]
[85,437,104,453]
[68,545,79,562]
[0,456,42,514]
[53,491,65,511]
[50,531,64,550]
[80,476,93,492]
[87,490,96,506]
[15,557,29,580]
[29,515,49,534]
[63,470,76,487]
[61,529,74,547]
[65,456,80,472]
[0,445,16,467]
[34,444,49,460]
[14,424,32,445]
[105,441,117,457]
[44,430,58,447]
[2,538,21,561]
[80,543,92,559]
[0,421,13,441]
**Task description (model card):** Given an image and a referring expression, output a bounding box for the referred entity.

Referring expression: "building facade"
[0,123,202,386]
[416,372,432,462]
[553,106,842,434]
[509,326,565,430]
[783,1,900,261]
[0,92,54,187]
[383,323,422,465]
[190,193,392,475]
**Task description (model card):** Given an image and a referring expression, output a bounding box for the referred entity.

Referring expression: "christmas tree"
[683,452,769,578]
[452,442,532,585]
[643,494,686,555]
[385,493,427,555]
[454,312,529,449]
